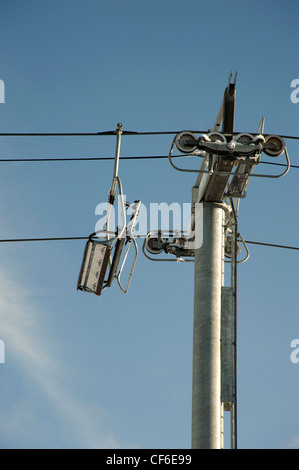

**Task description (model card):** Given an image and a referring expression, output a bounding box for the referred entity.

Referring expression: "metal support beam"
[221,286,235,409]
[203,81,236,202]
[192,202,226,449]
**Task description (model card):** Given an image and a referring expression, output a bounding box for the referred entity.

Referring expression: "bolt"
[227,141,236,150]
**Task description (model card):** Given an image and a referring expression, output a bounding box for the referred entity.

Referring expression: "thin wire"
[0,155,173,162]
[0,237,89,242]
[0,130,189,137]
[0,155,298,169]
[0,130,299,139]
[245,240,299,251]
[0,236,298,251]
[261,161,299,169]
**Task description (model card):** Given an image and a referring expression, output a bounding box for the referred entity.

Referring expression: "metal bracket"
[169,132,290,181]
[143,230,195,263]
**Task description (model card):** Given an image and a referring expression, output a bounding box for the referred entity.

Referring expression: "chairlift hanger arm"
[109,123,123,205]
[77,123,141,297]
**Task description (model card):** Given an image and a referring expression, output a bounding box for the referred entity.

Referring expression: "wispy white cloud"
[0,270,119,449]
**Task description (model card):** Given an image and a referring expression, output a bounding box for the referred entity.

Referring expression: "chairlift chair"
[77,123,141,297]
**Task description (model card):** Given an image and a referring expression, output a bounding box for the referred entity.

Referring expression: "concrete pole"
[192,202,225,449]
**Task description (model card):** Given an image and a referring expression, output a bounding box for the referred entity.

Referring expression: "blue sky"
[0,0,298,449]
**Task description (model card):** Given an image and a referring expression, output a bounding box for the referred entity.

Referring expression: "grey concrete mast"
[191,76,236,449]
